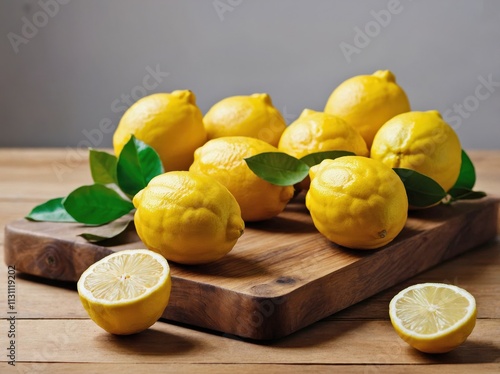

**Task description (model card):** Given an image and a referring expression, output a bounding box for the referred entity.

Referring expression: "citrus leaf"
[244,152,310,186]
[300,150,355,167]
[79,216,133,242]
[393,168,447,207]
[89,149,117,184]
[448,187,486,202]
[63,184,134,225]
[116,135,164,198]
[452,150,476,190]
[25,197,77,222]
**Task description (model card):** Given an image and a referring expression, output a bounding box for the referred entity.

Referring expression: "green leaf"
[79,215,133,242]
[244,152,310,186]
[452,150,476,190]
[393,168,447,207]
[63,184,134,225]
[25,197,77,222]
[89,149,117,184]
[300,150,355,167]
[116,135,164,197]
[448,187,486,201]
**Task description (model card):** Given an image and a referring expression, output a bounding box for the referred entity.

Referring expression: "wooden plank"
[0,148,497,199]
[0,239,498,321]
[1,319,498,365]
[332,238,500,320]
[7,363,500,374]
[468,150,500,196]
[0,201,50,244]
[0,148,91,200]
[1,149,499,372]
[3,197,498,339]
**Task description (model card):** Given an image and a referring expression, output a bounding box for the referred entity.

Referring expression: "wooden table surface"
[0,148,499,373]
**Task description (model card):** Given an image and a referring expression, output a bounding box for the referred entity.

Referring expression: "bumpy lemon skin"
[79,273,171,335]
[203,93,287,147]
[324,70,411,148]
[279,109,369,192]
[133,171,245,265]
[371,110,462,192]
[278,109,369,159]
[113,90,207,171]
[189,136,295,222]
[306,156,408,249]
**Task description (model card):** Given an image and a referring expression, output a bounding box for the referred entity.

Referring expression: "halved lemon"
[389,283,476,353]
[77,249,171,335]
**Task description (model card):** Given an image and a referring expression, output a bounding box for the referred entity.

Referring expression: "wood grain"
[1,319,499,364]
[8,363,500,374]
[4,194,498,339]
[0,149,499,373]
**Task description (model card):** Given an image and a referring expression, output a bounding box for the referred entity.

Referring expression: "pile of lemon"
[78,70,476,353]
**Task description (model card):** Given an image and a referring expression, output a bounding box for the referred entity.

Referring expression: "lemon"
[189,136,295,222]
[133,171,244,265]
[203,93,287,147]
[113,91,207,171]
[306,156,408,249]
[371,110,462,192]
[77,249,171,335]
[324,70,410,148]
[389,283,477,354]
[278,109,369,159]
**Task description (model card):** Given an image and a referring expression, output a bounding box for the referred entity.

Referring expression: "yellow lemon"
[113,91,207,171]
[389,283,477,354]
[77,249,171,335]
[306,156,408,249]
[203,93,287,147]
[371,110,462,192]
[324,70,410,148]
[133,171,244,265]
[189,136,295,222]
[278,109,369,158]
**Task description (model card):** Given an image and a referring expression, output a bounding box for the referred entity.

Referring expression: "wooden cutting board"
[4,195,498,340]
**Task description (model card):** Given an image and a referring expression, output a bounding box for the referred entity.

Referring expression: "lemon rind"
[77,249,170,306]
[389,282,476,339]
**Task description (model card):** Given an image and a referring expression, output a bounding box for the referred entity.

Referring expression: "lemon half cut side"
[389,283,476,353]
[77,249,172,335]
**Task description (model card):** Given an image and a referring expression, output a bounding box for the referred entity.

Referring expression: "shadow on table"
[16,272,77,291]
[412,340,500,364]
[104,327,198,356]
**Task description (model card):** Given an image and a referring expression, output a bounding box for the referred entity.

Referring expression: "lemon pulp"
[389,283,476,353]
[83,252,166,302]
[78,249,172,335]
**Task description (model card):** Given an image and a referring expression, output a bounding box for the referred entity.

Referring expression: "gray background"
[1,0,499,149]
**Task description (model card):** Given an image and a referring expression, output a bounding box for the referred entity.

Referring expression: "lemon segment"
[77,249,172,335]
[389,283,477,353]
